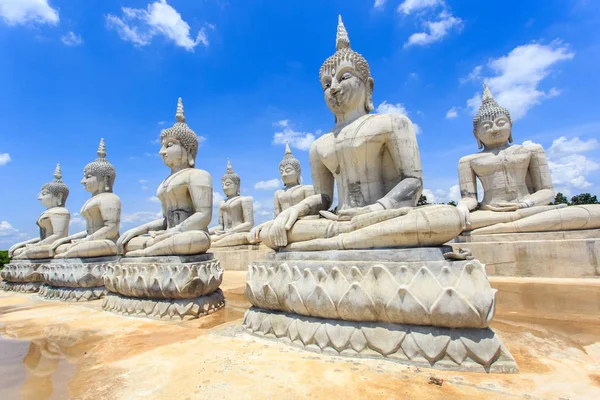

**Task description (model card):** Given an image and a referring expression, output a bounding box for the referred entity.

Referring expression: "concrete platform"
[0,271,599,399]
[210,244,272,271]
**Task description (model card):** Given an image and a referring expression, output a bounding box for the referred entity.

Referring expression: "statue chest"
[37,214,52,237]
[319,129,385,178]
[278,186,305,211]
[221,198,244,228]
[472,152,531,179]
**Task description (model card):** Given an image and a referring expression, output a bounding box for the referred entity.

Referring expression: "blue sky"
[1,0,599,247]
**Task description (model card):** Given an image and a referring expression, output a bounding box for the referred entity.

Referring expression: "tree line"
[419,192,599,207]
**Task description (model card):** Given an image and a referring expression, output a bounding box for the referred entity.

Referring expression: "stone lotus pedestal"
[0,259,47,293]
[102,254,225,320]
[243,247,517,373]
[38,256,113,302]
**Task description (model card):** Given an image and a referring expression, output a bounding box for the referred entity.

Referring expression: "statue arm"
[208,203,224,234]
[38,213,70,245]
[377,114,423,210]
[8,237,41,257]
[274,192,283,217]
[232,197,254,232]
[521,145,554,207]
[457,156,479,211]
[179,178,212,232]
[86,197,121,240]
[291,144,333,217]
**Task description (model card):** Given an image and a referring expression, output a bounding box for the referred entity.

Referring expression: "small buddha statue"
[116,98,213,256]
[457,84,600,234]
[259,16,464,251]
[209,159,255,247]
[250,143,314,242]
[50,139,121,258]
[9,164,70,260]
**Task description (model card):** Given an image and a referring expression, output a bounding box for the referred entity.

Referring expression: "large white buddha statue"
[259,16,463,251]
[9,164,70,260]
[116,98,213,256]
[249,143,315,242]
[209,160,256,247]
[457,84,600,234]
[50,139,121,258]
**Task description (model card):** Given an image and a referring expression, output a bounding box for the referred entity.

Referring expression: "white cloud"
[0,221,20,237]
[254,179,280,190]
[422,184,461,204]
[61,31,83,46]
[376,101,421,134]
[69,213,86,229]
[121,211,162,225]
[106,0,209,51]
[524,137,599,194]
[466,42,575,120]
[460,65,482,85]
[373,0,388,9]
[0,0,59,26]
[272,120,316,151]
[139,179,148,184]
[147,196,160,203]
[446,107,458,119]
[404,11,462,48]
[213,191,224,205]
[397,0,442,15]
[0,153,11,166]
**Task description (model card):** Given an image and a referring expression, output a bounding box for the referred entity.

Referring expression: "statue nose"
[330,86,341,95]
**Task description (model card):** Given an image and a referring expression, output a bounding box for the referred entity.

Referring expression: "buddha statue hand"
[116,228,142,254]
[482,202,521,212]
[249,225,263,243]
[269,206,300,248]
[148,226,182,245]
[457,203,471,230]
[337,203,385,220]
[50,237,72,256]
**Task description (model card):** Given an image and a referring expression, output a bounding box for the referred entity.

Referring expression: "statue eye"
[341,73,352,81]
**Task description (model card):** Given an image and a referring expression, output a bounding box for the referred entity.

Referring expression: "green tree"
[570,193,599,205]
[417,194,429,206]
[0,250,8,270]
[552,192,569,205]
[447,200,457,206]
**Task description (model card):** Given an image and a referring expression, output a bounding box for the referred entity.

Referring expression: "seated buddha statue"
[50,139,121,258]
[9,164,70,260]
[250,143,314,242]
[209,160,256,247]
[259,16,464,251]
[116,98,213,256]
[457,84,600,234]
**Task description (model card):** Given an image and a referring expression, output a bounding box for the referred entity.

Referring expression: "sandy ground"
[0,272,599,400]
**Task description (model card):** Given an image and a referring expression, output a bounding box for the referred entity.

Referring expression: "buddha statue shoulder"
[50,139,121,258]
[209,160,256,247]
[116,98,213,256]
[457,84,600,234]
[259,16,464,251]
[9,164,70,260]
[249,143,315,242]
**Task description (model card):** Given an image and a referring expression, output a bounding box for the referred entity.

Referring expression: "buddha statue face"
[222,178,239,198]
[321,60,373,117]
[280,163,300,186]
[475,115,512,149]
[38,188,62,209]
[159,137,189,169]
[80,168,109,194]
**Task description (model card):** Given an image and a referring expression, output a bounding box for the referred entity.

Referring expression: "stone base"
[39,285,107,302]
[451,229,600,278]
[102,254,225,320]
[243,308,517,373]
[210,244,271,271]
[0,281,43,293]
[102,289,225,320]
[41,256,116,288]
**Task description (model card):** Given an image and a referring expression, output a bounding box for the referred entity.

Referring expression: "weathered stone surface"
[40,256,116,288]
[1,260,46,283]
[243,308,517,373]
[104,255,222,299]
[102,289,225,320]
[0,281,43,293]
[39,285,106,302]
[246,249,495,328]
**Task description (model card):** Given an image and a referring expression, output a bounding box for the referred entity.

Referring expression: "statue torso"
[80,193,119,238]
[37,208,69,239]
[314,114,398,210]
[470,145,533,205]
[157,169,199,229]
[275,185,313,214]
[220,196,251,232]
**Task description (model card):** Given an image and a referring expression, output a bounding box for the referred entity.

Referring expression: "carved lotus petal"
[446,337,468,365]
[325,322,354,352]
[408,267,443,311]
[348,266,363,283]
[394,265,412,285]
[285,284,309,316]
[438,266,456,287]
[245,310,261,331]
[262,283,282,310]
[180,277,205,298]
[175,301,193,317]
[305,285,338,319]
[461,330,501,367]
[134,300,144,315]
[164,278,181,298]
[454,262,494,316]
[385,286,429,325]
[167,304,178,318]
[349,329,367,353]
[131,276,148,298]
[174,266,191,286]
[338,283,377,322]
[361,324,406,356]
[411,328,451,363]
[323,267,349,306]
[484,296,496,325]
[270,313,291,338]
[361,265,398,318]
[270,263,292,300]
[291,265,302,282]
[157,300,170,318]
[244,283,259,307]
[287,319,299,342]
[315,268,328,283]
[401,334,420,360]
[142,299,155,315]
[297,318,318,345]
[297,269,317,301]
[430,288,482,328]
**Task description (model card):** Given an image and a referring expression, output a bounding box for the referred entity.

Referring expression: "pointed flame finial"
[226,158,233,172]
[97,138,107,159]
[176,97,186,123]
[482,83,494,103]
[336,15,350,51]
[53,163,62,181]
[284,141,292,155]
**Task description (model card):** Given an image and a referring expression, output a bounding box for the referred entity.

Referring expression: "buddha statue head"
[473,84,513,150]
[221,159,240,198]
[159,98,199,168]
[320,15,374,123]
[279,142,301,187]
[81,138,116,194]
[39,163,69,208]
